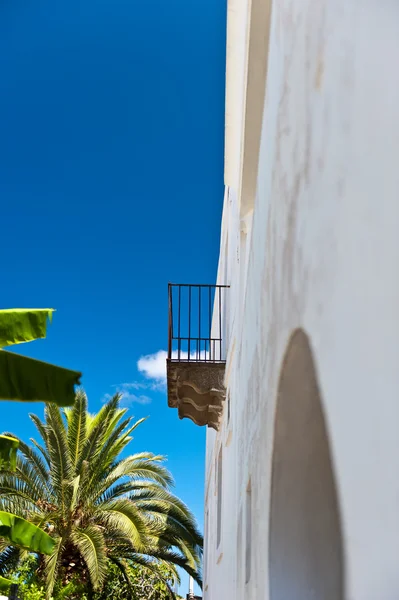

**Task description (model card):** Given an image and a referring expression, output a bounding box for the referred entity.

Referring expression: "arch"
[224,0,273,211]
[269,329,344,600]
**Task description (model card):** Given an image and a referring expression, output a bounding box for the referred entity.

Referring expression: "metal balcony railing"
[168,284,229,363]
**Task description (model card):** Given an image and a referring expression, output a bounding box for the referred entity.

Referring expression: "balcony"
[167,284,228,430]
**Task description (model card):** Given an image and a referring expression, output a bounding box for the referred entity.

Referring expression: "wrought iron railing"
[168,284,229,363]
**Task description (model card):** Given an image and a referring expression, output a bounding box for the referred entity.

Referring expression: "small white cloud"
[115,382,147,391]
[137,348,206,386]
[121,393,151,407]
[104,383,152,407]
[137,350,168,382]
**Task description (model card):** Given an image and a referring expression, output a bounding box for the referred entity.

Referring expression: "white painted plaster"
[204,0,399,598]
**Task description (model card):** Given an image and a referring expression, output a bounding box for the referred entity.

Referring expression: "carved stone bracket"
[167,361,226,430]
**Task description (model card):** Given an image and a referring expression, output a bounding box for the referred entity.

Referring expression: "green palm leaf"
[11,437,50,488]
[71,525,107,590]
[0,546,21,576]
[98,498,147,550]
[44,536,63,599]
[64,389,87,467]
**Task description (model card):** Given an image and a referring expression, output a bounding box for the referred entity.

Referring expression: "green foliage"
[7,555,180,600]
[0,513,55,555]
[0,308,83,571]
[0,435,19,471]
[0,308,81,406]
[0,575,12,593]
[12,556,50,600]
[0,309,54,348]
[18,583,48,600]
[0,553,43,597]
[0,392,202,599]
[88,561,178,600]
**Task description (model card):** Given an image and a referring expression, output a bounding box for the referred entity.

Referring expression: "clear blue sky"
[0,0,226,593]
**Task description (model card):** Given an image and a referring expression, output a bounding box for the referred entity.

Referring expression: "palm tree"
[0,391,202,599]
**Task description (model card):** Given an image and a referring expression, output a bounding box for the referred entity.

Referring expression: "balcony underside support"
[167,361,226,430]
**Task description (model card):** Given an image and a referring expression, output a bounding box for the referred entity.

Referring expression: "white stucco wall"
[204,0,399,599]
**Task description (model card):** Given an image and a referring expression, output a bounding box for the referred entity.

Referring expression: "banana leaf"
[0,435,19,471]
[0,575,12,592]
[0,351,81,407]
[0,512,55,555]
[0,309,54,348]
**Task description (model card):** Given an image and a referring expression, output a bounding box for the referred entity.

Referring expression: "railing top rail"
[168,283,230,288]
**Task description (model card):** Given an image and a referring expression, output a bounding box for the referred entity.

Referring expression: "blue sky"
[0,0,226,592]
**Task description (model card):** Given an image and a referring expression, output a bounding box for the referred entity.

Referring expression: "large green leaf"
[0,511,55,555]
[0,309,54,348]
[0,435,19,471]
[0,351,81,407]
[0,575,12,592]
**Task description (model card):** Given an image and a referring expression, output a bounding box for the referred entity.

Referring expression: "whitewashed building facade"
[168,0,399,599]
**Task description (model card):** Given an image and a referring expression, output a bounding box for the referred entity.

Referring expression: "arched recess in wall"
[224,0,273,213]
[269,329,344,600]
[239,0,273,215]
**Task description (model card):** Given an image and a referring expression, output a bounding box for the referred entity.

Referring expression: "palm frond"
[30,439,51,467]
[44,415,73,512]
[137,548,202,588]
[93,455,174,502]
[130,489,203,547]
[13,457,52,501]
[29,414,48,440]
[10,437,50,488]
[70,525,107,591]
[83,417,147,499]
[44,536,63,600]
[85,394,121,438]
[100,417,147,472]
[29,414,51,466]
[144,525,200,572]
[0,477,39,507]
[0,495,34,519]
[0,546,20,576]
[76,395,121,472]
[64,389,87,467]
[96,498,147,551]
[89,416,133,470]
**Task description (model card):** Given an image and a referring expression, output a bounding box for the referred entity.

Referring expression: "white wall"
[204,0,399,599]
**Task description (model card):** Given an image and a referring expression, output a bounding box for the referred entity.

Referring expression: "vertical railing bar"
[188,285,191,362]
[219,286,222,361]
[208,286,211,361]
[168,284,172,360]
[178,285,181,361]
[198,285,201,361]
[170,286,174,342]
